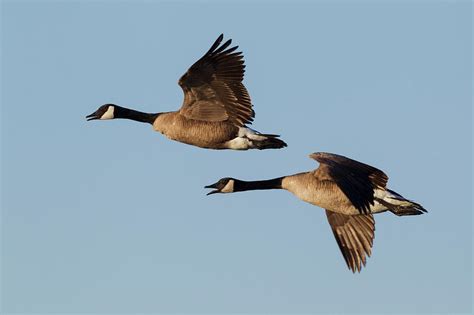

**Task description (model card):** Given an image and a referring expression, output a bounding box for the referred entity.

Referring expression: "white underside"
[224,137,252,150]
[224,127,266,150]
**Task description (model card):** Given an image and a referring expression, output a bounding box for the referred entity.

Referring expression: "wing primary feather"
[219,45,239,55]
[205,34,224,56]
[213,39,232,55]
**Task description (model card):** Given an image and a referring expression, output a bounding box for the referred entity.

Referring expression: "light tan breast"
[281,173,360,215]
[152,112,239,149]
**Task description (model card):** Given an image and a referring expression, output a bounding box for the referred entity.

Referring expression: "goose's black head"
[86,104,117,121]
[205,177,236,195]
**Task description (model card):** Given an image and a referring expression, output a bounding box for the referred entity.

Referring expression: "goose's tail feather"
[377,189,427,216]
[252,134,288,150]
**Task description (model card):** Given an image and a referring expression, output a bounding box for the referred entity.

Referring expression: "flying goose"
[86,34,287,150]
[205,152,427,272]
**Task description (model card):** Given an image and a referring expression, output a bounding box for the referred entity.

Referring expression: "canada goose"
[205,152,427,272]
[86,34,287,150]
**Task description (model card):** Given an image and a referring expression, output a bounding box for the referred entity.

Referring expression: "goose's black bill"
[204,182,219,195]
[86,112,100,121]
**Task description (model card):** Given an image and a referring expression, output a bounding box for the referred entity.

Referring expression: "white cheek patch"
[101,106,115,120]
[220,180,235,193]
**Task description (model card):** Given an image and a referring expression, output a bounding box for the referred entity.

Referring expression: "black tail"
[377,189,427,216]
[253,135,288,150]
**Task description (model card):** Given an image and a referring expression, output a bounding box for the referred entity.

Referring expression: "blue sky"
[1,0,472,313]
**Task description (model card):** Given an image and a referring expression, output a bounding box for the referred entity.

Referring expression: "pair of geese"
[87,34,426,273]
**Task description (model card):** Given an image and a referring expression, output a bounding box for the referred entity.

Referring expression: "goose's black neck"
[115,106,160,124]
[234,177,284,192]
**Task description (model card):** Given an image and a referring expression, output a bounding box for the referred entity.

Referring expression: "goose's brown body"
[282,173,362,215]
[153,112,238,149]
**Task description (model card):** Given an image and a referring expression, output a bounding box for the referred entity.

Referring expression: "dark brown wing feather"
[326,210,375,273]
[178,34,254,126]
[311,152,388,215]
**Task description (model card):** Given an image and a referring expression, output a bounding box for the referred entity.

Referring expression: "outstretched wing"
[326,210,375,273]
[310,152,388,214]
[178,34,254,127]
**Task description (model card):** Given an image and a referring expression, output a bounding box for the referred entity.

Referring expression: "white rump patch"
[374,188,387,199]
[237,127,267,141]
[101,106,115,120]
[225,127,269,150]
[384,191,411,206]
[369,189,389,213]
[371,188,410,213]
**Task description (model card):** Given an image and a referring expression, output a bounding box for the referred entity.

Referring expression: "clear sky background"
[1,0,472,313]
